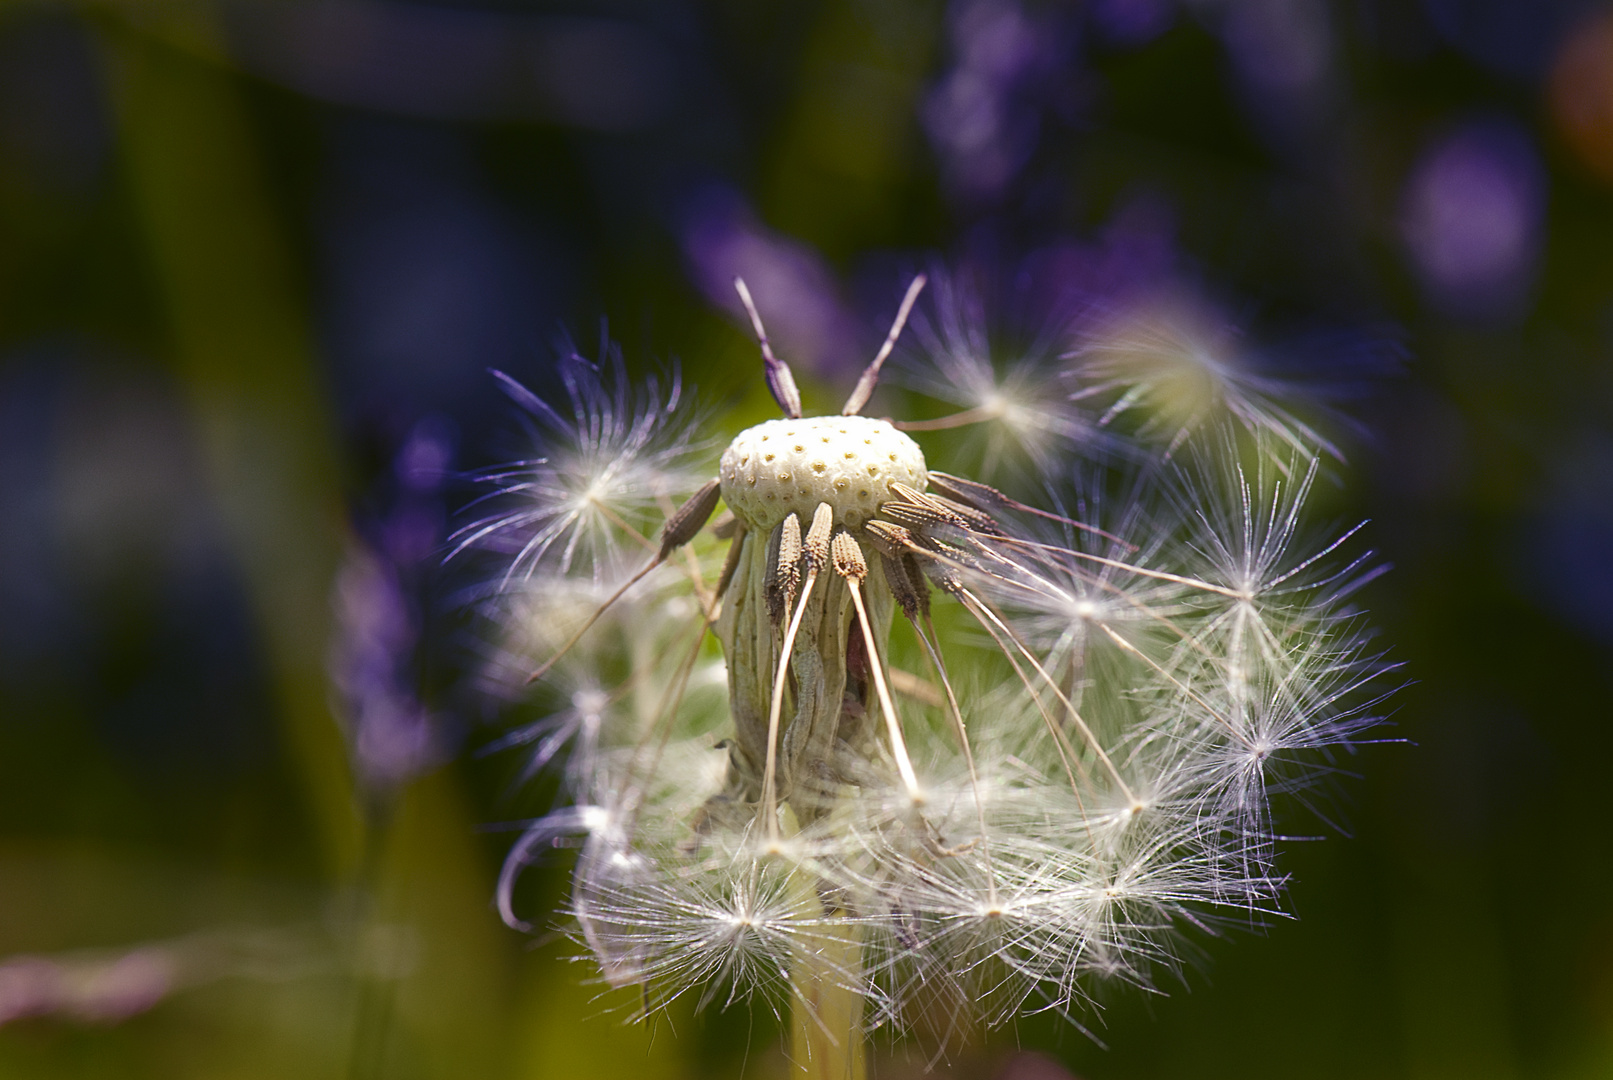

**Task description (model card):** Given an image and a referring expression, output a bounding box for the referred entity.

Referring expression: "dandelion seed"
[452,342,707,588]
[898,269,1106,476]
[469,275,1393,1067]
[1066,294,1344,462]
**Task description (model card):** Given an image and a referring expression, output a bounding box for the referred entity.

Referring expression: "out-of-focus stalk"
[789,912,866,1080]
[777,808,866,1080]
[105,25,529,1077]
[105,23,360,874]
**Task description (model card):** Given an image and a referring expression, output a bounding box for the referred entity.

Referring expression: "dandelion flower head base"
[718,416,928,530]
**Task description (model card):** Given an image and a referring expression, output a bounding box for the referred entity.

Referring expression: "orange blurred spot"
[1550,11,1613,185]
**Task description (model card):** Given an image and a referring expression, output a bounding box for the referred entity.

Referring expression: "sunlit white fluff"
[451,344,707,586]
[468,292,1391,1048]
[1066,295,1343,462]
[898,270,1107,475]
[470,559,726,798]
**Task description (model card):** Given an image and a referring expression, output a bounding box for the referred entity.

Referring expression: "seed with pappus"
[469,273,1392,1069]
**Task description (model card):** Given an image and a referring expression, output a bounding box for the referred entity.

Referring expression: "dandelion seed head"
[474,286,1393,1042]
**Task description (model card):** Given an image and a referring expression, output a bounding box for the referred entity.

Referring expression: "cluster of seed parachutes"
[477,276,1385,1038]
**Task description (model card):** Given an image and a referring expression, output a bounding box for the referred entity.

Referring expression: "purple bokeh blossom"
[0,950,172,1025]
[923,0,1080,205]
[330,418,455,793]
[1218,0,1333,96]
[1399,119,1545,321]
[332,550,440,790]
[1014,196,1179,318]
[680,185,861,378]
[1089,0,1174,47]
[0,929,325,1028]
[1189,0,1338,138]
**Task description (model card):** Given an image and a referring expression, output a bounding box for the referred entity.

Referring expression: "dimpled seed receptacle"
[718,415,928,530]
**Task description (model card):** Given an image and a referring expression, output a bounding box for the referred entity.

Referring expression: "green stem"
[789,908,866,1080]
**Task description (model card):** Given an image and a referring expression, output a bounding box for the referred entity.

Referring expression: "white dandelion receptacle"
[718,416,928,530]
[475,273,1389,1071]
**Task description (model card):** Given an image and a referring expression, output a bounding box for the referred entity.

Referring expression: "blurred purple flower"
[680,185,861,378]
[1090,0,1175,47]
[332,549,440,790]
[1189,0,1336,136]
[1219,0,1333,95]
[0,929,327,1027]
[330,419,454,792]
[923,0,1058,203]
[381,416,455,567]
[1015,195,1178,316]
[1399,120,1545,320]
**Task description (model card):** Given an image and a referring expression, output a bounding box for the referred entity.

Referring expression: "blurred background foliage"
[0,0,1611,1078]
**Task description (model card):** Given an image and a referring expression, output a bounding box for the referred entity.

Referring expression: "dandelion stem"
[789,912,866,1080]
